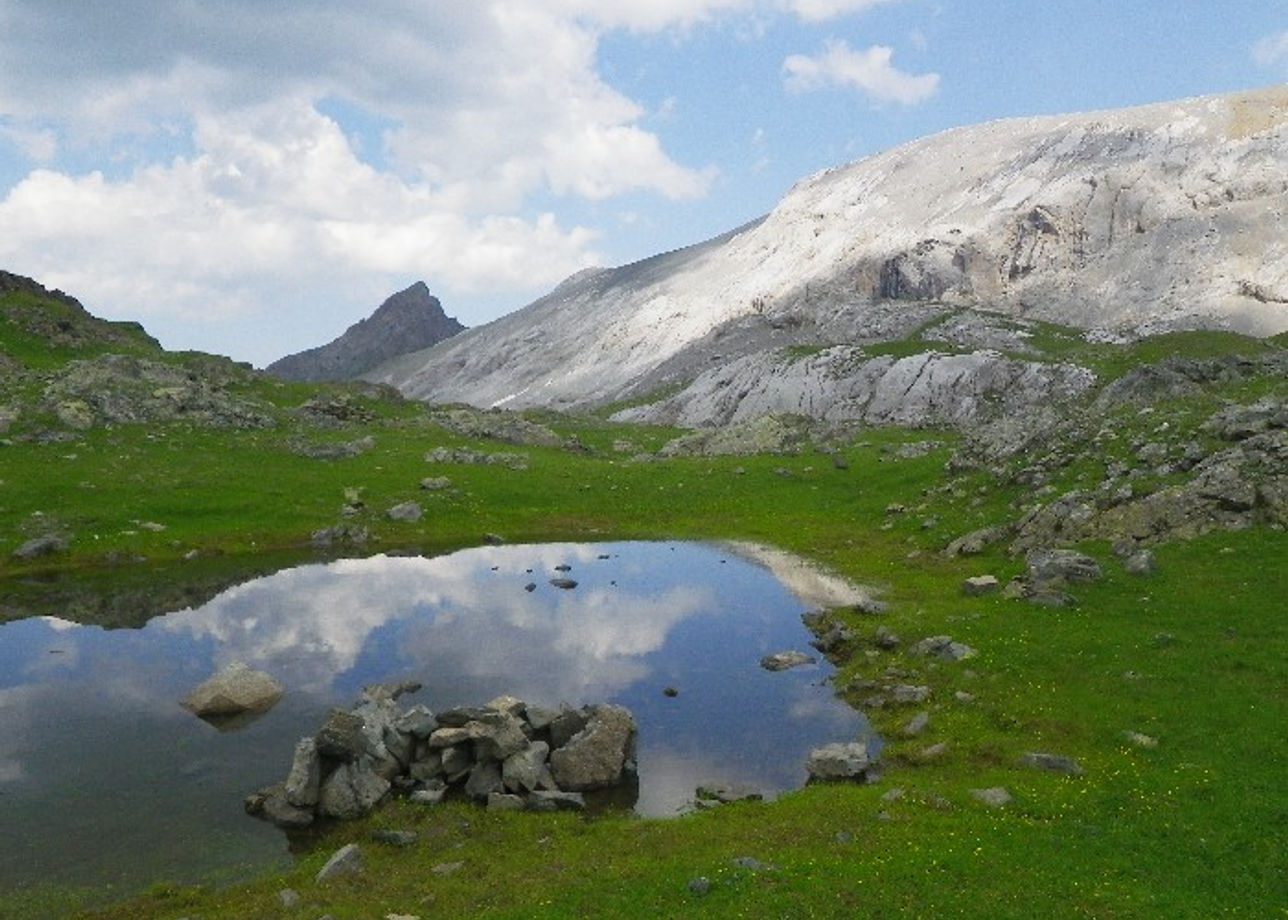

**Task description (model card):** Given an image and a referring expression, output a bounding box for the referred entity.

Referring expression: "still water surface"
[0,541,866,896]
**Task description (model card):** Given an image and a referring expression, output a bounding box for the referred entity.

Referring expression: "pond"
[0,541,871,899]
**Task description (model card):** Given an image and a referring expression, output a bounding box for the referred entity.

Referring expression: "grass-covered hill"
[1,273,1285,919]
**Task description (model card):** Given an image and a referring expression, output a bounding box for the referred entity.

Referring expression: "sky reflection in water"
[0,541,866,894]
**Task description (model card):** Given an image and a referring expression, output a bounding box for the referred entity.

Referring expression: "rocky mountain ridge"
[268,282,463,382]
[366,87,1288,420]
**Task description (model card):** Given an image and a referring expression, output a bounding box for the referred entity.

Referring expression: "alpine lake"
[0,541,872,900]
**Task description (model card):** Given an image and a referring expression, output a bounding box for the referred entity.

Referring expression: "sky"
[1,1,1286,367]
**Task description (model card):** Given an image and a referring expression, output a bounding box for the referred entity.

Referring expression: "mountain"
[366,87,1288,419]
[268,282,464,382]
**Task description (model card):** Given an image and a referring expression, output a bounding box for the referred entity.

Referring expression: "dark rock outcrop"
[267,282,464,382]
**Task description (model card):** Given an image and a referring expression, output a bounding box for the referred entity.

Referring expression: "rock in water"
[180,661,284,728]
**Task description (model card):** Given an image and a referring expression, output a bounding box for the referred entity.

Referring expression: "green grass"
[2,297,1286,918]
[50,527,1286,920]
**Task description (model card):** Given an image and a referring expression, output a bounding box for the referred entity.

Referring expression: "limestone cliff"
[367,88,1288,416]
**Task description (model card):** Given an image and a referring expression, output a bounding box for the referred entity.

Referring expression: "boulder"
[806,742,874,782]
[502,741,551,793]
[13,534,67,560]
[318,761,391,819]
[180,661,284,727]
[910,636,977,661]
[316,843,363,883]
[1025,548,1103,584]
[315,708,368,762]
[549,705,638,792]
[962,575,999,596]
[387,501,423,522]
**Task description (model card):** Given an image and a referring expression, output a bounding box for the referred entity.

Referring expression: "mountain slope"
[367,87,1288,414]
[268,282,463,382]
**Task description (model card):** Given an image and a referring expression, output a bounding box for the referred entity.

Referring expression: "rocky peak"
[267,282,464,382]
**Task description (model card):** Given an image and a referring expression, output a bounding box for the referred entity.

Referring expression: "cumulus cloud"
[783,39,940,105]
[0,0,920,361]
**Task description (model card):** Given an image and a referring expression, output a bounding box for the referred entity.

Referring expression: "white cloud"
[782,0,903,22]
[0,0,922,361]
[1253,30,1288,70]
[783,39,940,105]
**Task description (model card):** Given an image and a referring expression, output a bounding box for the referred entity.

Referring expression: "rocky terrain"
[367,87,1288,420]
[267,281,464,382]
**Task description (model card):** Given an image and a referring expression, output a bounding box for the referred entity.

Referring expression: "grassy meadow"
[1,287,1285,918]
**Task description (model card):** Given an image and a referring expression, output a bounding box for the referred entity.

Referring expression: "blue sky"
[1,0,1285,366]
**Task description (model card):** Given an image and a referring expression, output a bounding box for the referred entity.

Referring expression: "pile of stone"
[245,685,637,829]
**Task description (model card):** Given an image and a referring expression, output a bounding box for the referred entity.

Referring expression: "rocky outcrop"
[613,346,1096,429]
[267,282,464,382]
[246,688,638,829]
[39,353,275,430]
[368,88,1288,414]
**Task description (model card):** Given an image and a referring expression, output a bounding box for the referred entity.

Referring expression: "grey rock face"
[368,88,1288,414]
[615,347,1096,431]
[267,282,464,382]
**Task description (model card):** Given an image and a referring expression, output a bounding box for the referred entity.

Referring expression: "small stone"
[549,578,578,590]
[1124,551,1157,576]
[432,861,464,876]
[527,790,586,812]
[13,534,67,559]
[688,877,712,896]
[663,686,679,697]
[880,787,905,803]
[962,575,1000,596]
[971,787,1013,807]
[387,501,423,522]
[1021,752,1084,775]
[372,829,419,846]
[916,742,948,762]
[890,684,931,704]
[316,843,363,883]
[902,711,930,737]
[732,856,776,872]
[487,793,526,812]
[409,787,446,806]
[1122,731,1159,748]
[759,650,816,671]
[278,888,300,909]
